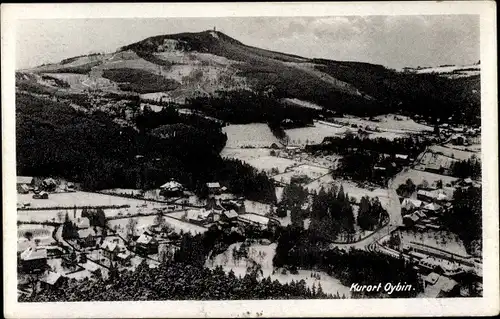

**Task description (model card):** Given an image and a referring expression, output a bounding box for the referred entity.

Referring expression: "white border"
[2,2,498,318]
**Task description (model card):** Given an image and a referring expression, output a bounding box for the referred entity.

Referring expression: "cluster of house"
[438,123,480,145]
[17,176,75,199]
[401,187,454,231]
[159,180,226,198]
[183,198,280,231]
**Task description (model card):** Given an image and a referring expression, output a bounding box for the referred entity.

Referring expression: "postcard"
[2,2,498,318]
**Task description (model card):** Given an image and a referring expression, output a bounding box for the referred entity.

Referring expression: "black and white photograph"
[2,2,498,318]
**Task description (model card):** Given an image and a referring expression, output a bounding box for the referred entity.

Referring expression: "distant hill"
[18,29,480,124]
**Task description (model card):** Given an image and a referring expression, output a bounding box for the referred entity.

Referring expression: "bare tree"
[125,218,138,242]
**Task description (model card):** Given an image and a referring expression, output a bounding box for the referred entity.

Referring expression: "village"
[16,110,482,299]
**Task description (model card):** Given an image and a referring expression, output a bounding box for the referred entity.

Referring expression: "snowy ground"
[206,242,351,298]
[415,152,458,171]
[285,122,346,146]
[17,191,164,209]
[398,229,469,257]
[391,168,458,189]
[220,148,271,161]
[244,200,272,216]
[17,224,56,252]
[367,131,409,140]
[428,145,478,160]
[243,156,298,174]
[223,124,280,148]
[334,114,433,133]
[108,214,206,237]
[272,164,330,185]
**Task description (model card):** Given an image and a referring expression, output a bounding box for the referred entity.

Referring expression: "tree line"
[16,92,276,203]
[185,89,316,125]
[272,226,422,298]
[450,155,481,180]
[443,186,482,255]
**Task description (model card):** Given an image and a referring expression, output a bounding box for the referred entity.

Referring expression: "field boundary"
[18,204,131,211]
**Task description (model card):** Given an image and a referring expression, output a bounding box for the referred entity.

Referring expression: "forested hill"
[20,30,480,124]
[16,92,276,202]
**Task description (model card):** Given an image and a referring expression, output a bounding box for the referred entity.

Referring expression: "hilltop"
[18,29,480,123]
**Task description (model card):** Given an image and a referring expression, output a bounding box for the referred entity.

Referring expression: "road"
[327,169,404,251]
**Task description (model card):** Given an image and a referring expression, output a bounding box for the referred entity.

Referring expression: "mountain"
[17,30,480,123]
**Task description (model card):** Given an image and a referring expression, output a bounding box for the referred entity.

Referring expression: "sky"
[16,15,480,70]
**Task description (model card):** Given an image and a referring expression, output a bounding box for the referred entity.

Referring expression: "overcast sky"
[16,15,479,70]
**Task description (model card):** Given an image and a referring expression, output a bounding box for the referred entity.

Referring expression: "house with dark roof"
[206,182,221,195]
[100,240,122,261]
[40,271,66,290]
[160,180,184,197]
[135,232,159,256]
[42,178,57,192]
[78,228,97,248]
[20,247,47,272]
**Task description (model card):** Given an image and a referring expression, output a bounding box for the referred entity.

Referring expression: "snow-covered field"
[220,148,271,161]
[244,200,272,216]
[108,215,206,237]
[367,131,409,140]
[391,168,458,188]
[285,122,346,145]
[244,156,298,174]
[223,124,280,148]
[206,242,351,297]
[305,174,336,192]
[416,152,458,170]
[398,229,469,257]
[17,191,161,209]
[272,164,330,185]
[334,114,433,133]
[428,145,478,161]
[17,224,56,252]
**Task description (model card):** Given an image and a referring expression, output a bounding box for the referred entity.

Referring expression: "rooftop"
[238,213,270,226]
[41,272,62,285]
[20,247,47,260]
[17,176,33,184]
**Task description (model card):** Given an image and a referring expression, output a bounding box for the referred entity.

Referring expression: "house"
[32,191,49,199]
[17,176,34,188]
[402,198,423,211]
[220,199,245,214]
[42,178,57,192]
[237,213,279,230]
[186,209,213,225]
[40,271,66,290]
[76,217,90,229]
[395,154,409,163]
[450,134,466,145]
[66,182,75,192]
[77,228,97,248]
[403,213,420,227]
[100,240,121,261]
[160,180,184,197]
[116,251,132,265]
[417,189,437,202]
[425,163,443,174]
[414,211,427,219]
[206,182,221,195]
[221,210,239,223]
[423,202,442,214]
[423,273,459,298]
[18,184,30,194]
[135,232,159,256]
[20,247,47,272]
